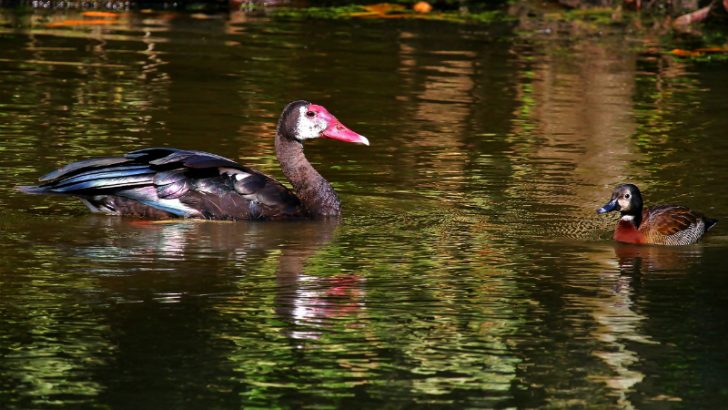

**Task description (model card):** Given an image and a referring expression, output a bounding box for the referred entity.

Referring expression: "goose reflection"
[266,220,365,341]
[73,216,365,340]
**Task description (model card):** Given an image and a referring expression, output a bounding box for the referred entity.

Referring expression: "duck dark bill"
[597,199,618,214]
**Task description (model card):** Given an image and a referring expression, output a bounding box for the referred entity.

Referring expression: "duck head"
[278,100,369,146]
[597,183,644,217]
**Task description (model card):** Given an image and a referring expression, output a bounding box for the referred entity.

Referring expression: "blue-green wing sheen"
[18,148,305,220]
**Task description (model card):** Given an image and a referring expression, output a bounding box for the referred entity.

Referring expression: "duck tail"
[16,185,49,195]
[706,218,718,231]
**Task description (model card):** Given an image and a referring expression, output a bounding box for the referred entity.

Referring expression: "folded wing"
[18,148,304,220]
[645,205,708,245]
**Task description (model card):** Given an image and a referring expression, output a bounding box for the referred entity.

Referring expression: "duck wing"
[18,148,304,220]
[643,205,709,245]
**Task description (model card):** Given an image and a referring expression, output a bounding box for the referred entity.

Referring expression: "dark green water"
[1,10,728,409]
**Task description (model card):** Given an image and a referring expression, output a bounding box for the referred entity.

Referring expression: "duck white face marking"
[621,215,635,221]
[295,105,327,140]
[617,194,632,211]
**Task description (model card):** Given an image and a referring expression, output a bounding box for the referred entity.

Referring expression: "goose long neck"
[275,133,341,217]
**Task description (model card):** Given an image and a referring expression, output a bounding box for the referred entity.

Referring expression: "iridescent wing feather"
[18,148,304,220]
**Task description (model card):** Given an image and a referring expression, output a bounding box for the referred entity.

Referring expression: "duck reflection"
[585,244,653,407]
[614,243,704,275]
[587,243,704,406]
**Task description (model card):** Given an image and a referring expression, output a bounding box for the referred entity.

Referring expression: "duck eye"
[306,111,315,118]
[624,194,630,199]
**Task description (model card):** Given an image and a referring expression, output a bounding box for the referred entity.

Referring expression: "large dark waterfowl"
[597,183,717,245]
[18,100,369,220]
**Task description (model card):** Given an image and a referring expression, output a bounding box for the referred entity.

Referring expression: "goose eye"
[306,111,315,118]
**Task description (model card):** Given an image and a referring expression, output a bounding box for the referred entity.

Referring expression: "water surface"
[1,10,728,409]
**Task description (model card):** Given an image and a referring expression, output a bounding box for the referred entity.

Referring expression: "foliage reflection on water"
[1,9,728,409]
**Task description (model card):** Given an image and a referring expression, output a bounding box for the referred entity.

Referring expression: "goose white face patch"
[295,106,327,140]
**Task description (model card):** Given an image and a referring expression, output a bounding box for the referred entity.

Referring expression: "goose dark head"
[597,183,644,215]
[277,100,369,146]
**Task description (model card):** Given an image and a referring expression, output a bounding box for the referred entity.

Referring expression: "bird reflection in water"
[271,221,365,341]
[75,216,365,341]
[613,242,704,277]
[588,243,704,406]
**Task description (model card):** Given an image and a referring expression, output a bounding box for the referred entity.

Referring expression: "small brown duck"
[597,184,717,245]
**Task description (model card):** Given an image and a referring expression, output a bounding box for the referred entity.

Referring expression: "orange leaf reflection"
[80,11,121,18]
[671,47,728,57]
[46,19,120,28]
